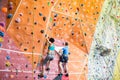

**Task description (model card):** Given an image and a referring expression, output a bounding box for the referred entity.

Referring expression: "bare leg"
[46,60,50,70]
[59,62,64,74]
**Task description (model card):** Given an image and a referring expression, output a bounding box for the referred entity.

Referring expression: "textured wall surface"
[88,0,120,80]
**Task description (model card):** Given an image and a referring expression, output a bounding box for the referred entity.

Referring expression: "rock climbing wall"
[0,0,106,80]
[88,0,120,80]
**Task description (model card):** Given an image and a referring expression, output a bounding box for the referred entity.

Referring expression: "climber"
[58,42,69,77]
[38,37,55,77]
[44,37,55,70]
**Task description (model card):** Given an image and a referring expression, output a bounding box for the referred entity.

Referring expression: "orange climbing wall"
[1,0,105,80]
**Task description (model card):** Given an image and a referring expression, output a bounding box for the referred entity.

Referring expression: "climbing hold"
[54,14,58,17]
[39,13,42,16]
[6,55,10,60]
[5,61,11,67]
[25,76,28,78]
[9,2,13,6]
[44,75,47,79]
[19,13,23,16]
[80,4,84,7]
[1,7,7,13]
[7,14,13,18]
[34,61,36,64]
[50,17,52,22]
[84,33,87,36]
[24,48,27,51]
[25,64,28,68]
[71,32,74,35]
[0,22,5,27]
[9,6,13,10]
[10,75,14,78]
[47,2,51,6]
[54,18,57,21]
[43,16,46,21]
[0,31,4,37]
[0,43,2,47]
[34,22,37,25]
[0,25,5,32]
[40,30,44,33]
[31,32,34,35]
[37,40,40,43]
[0,37,4,42]
[15,18,21,23]
[34,7,37,10]
[53,23,56,26]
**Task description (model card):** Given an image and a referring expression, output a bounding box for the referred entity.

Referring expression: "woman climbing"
[38,37,55,78]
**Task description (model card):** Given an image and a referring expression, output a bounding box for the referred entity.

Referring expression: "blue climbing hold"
[0,31,4,37]
[0,43,2,47]
[44,75,47,79]
[39,13,42,16]
[7,14,13,18]
[54,14,58,17]
[6,55,10,60]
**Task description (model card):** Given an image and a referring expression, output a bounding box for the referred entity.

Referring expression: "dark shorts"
[42,54,54,65]
[60,55,68,63]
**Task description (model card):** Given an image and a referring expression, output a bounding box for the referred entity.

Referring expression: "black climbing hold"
[64,24,66,26]
[59,3,62,6]
[34,0,37,1]
[75,12,77,15]
[32,46,35,49]
[24,48,27,51]
[40,30,44,33]
[81,44,84,46]
[34,7,36,10]
[25,76,28,78]
[25,64,28,68]
[53,23,56,26]
[96,12,99,14]
[66,17,69,20]
[42,6,44,9]
[84,33,87,36]
[45,34,47,37]
[26,6,28,9]
[29,12,32,15]
[81,4,84,7]
[75,18,77,21]
[54,14,58,17]
[34,22,37,25]
[43,17,46,21]
[72,23,74,26]
[39,13,42,16]
[71,32,74,35]
[34,61,36,64]
[31,32,34,35]
[38,40,40,43]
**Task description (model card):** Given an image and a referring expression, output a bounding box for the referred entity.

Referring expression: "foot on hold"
[38,73,44,78]
[65,73,69,77]
[58,73,63,76]
[46,67,50,71]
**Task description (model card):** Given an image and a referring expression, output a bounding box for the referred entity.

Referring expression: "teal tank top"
[48,44,55,51]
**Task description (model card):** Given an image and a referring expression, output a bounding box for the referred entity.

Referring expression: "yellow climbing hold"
[5,61,11,67]
[0,37,4,42]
